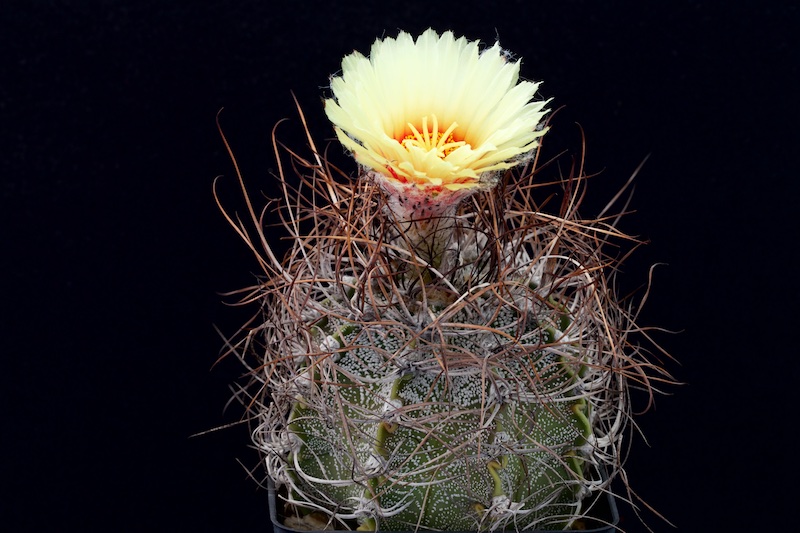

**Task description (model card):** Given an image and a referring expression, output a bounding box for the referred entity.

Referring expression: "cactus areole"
[219,29,668,532]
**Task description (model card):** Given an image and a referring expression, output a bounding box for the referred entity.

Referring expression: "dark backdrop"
[3,1,797,531]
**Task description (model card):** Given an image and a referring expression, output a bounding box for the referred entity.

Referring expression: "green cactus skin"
[286,300,593,531]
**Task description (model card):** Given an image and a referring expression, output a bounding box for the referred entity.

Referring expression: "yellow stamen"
[402,115,465,157]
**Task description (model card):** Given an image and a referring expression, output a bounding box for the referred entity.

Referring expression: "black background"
[3,1,798,531]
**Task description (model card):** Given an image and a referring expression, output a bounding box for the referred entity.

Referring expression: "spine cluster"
[217,119,671,530]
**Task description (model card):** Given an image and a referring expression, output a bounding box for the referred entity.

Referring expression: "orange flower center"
[400,115,466,158]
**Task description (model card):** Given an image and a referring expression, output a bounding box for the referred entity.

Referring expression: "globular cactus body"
[245,175,628,531]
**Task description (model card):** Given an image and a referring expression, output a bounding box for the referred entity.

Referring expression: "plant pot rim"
[267,480,619,533]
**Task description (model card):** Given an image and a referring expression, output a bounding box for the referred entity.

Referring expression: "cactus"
[218,29,671,531]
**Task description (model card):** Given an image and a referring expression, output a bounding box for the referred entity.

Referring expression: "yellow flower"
[325,29,549,194]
